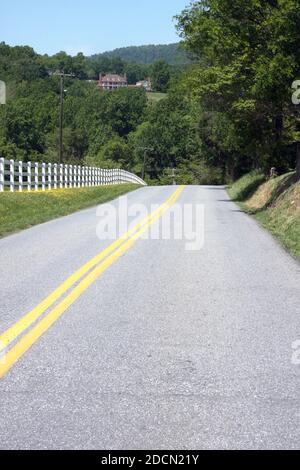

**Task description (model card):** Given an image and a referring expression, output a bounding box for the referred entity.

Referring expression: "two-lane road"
[0,185,299,449]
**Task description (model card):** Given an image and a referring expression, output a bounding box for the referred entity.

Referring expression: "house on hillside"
[136,78,152,92]
[99,73,128,91]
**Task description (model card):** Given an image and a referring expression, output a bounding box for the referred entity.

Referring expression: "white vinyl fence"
[0,158,146,192]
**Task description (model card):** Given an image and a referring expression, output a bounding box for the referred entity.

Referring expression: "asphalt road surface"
[0,185,299,450]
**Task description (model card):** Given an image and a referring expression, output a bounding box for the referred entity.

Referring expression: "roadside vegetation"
[228,173,300,260]
[0,185,137,238]
[227,171,266,201]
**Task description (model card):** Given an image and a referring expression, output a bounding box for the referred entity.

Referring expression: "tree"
[176,0,300,179]
[96,137,131,169]
[151,60,171,92]
[103,87,147,137]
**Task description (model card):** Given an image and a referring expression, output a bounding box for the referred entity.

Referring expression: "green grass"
[255,181,300,260]
[228,171,300,260]
[146,92,167,103]
[228,170,266,201]
[0,184,138,238]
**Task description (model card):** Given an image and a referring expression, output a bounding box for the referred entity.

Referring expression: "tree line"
[93,43,191,66]
[0,42,183,181]
[175,0,300,181]
[1,0,300,185]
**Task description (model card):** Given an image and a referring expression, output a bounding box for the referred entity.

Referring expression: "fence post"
[78,166,81,188]
[48,163,52,190]
[27,161,31,191]
[53,164,58,189]
[64,164,68,188]
[41,163,46,191]
[9,159,14,192]
[74,165,77,188]
[69,165,72,189]
[34,162,39,191]
[59,164,63,188]
[0,158,4,192]
[18,161,23,192]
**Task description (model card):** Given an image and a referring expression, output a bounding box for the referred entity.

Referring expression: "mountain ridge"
[91,43,190,65]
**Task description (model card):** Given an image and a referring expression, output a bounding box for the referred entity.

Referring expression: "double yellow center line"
[0,186,185,378]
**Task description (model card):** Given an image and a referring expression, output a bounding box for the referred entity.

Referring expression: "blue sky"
[0,0,189,56]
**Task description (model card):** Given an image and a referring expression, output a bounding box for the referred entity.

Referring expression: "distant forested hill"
[91,43,190,65]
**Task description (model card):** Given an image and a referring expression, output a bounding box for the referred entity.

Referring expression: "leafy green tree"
[176,0,300,179]
[96,137,131,169]
[103,87,147,137]
[151,60,171,92]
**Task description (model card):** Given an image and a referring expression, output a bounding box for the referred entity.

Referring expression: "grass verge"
[228,170,266,201]
[228,172,300,260]
[0,184,138,238]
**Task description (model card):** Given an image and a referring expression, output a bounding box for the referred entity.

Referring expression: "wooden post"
[69,165,73,188]
[59,164,63,189]
[65,164,68,188]
[48,163,52,190]
[34,162,39,191]
[74,165,77,188]
[0,158,4,192]
[54,164,58,189]
[27,162,31,191]
[10,160,14,192]
[42,163,46,191]
[78,166,81,188]
[18,161,23,192]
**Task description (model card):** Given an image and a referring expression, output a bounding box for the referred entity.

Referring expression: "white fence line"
[0,158,146,192]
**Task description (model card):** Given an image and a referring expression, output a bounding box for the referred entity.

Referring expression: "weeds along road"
[0,185,299,449]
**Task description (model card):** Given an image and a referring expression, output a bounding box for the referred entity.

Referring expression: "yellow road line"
[0,186,185,377]
[0,186,182,352]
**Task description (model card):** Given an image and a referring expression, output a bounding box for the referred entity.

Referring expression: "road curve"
[0,185,299,450]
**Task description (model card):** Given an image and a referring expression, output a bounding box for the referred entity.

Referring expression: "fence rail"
[0,158,146,192]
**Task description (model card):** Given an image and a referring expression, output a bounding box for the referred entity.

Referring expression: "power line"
[52,72,75,164]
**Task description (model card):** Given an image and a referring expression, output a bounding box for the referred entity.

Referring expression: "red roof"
[99,74,127,83]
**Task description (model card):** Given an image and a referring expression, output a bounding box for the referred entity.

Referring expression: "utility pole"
[53,72,75,163]
[59,73,64,164]
[138,147,154,180]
